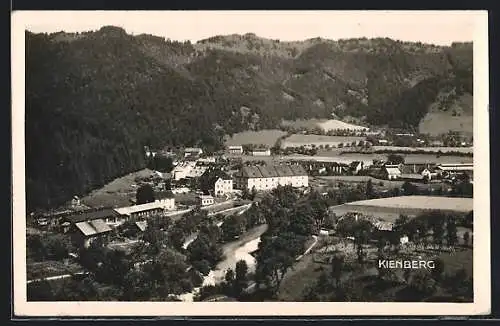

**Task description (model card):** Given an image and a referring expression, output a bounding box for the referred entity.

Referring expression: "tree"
[235,260,249,295]
[365,179,375,199]
[187,233,222,268]
[408,270,437,297]
[148,248,191,296]
[387,154,405,165]
[142,220,168,255]
[430,258,445,281]
[225,269,235,284]
[463,231,470,246]
[250,186,257,200]
[255,232,305,291]
[94,249,133,286]
[28,280,54,301]
[423,211,446,246]
[221,214,245,242]
[122,269,153,300]
[446,217,458,246]
[402,181,418,196]
[330,254,345,288]
[136,184,155,205]
[464,211,473,230]
[289,204,316,236]
[353,220,373,263]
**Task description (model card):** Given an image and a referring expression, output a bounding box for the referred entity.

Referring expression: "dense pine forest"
[25,27,473,210]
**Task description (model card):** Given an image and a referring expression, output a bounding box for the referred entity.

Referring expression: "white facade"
[252,149,271,156]
[198,195,215,206]
[235,165,309,191]
[228,145,243,155]
[114,197,175,221]
[214,178,233,196]
[184,147,203,157]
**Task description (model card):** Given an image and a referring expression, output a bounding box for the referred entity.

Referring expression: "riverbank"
[177,224,268,301]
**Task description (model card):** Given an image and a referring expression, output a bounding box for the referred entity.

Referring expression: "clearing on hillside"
[281,134,365,148]
[224,129,286,147]
[281,118,368,131]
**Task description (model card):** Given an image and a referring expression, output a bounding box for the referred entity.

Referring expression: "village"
[26,126,474,303]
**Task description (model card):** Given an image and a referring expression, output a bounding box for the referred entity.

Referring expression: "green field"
[27,260,83,280]
[281,119,368,131]
[281,134,366,148]
[419,112,473,137]
[81,168,154,208]
[329,196,473,222]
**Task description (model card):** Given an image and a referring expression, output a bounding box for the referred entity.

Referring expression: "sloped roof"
[274,165,294,177]
[257,165,277,178]
[185,147,203,152]
[349,161,362,169]
[384,167,401,175]
[401,173,424,180]
[241,166,263,178]
[135,220,148,232]
[237,164,308,178]
[289,164,308,176]
[90,219,113,233]
[114,199,174,216]
[66,208,120,224]
[75,219,112,237]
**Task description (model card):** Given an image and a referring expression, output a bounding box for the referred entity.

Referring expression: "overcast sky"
[17,11,483,45]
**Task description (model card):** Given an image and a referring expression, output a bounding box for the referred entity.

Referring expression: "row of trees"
[27,233,76,262]
[303,252,472,302]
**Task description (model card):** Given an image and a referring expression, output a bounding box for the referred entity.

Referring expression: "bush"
[192,259,212,275]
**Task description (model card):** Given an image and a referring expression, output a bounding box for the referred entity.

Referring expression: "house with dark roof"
[234,164,308,191]
[63,208,118,248]
[349,161,364,175]
[400,163,438,181]
[200,169,234,196]
[114,196,176,221]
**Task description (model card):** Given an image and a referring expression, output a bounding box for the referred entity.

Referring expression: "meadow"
[281,134,366,149]
[419,112,473,137]
[281,118,368,131]
[80,168,154,208]
[329,196,473,222]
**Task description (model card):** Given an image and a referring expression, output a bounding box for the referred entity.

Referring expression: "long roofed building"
[234,164,308,191]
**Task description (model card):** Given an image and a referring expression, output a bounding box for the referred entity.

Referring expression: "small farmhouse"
[227,145,243,155]
[114,196,175,221]
[349,161,364,175]
[197,195,215,206]
[382,165,402,180]
[63,208,119,248]
[184,147,203,158]
[251,147,271,156]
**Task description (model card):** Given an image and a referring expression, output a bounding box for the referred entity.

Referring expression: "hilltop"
[25,26,473,209]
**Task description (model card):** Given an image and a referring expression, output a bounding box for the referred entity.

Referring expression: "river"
[177,224,268,302]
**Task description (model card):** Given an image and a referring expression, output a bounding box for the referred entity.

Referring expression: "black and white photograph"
[12,10,490,316]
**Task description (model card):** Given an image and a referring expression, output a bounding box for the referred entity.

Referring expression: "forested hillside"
[25,27,473,209]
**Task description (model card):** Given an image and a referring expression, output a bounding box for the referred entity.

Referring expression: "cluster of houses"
[35,143,474,251]
[374,162,474,182]
[227,145,271,157]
